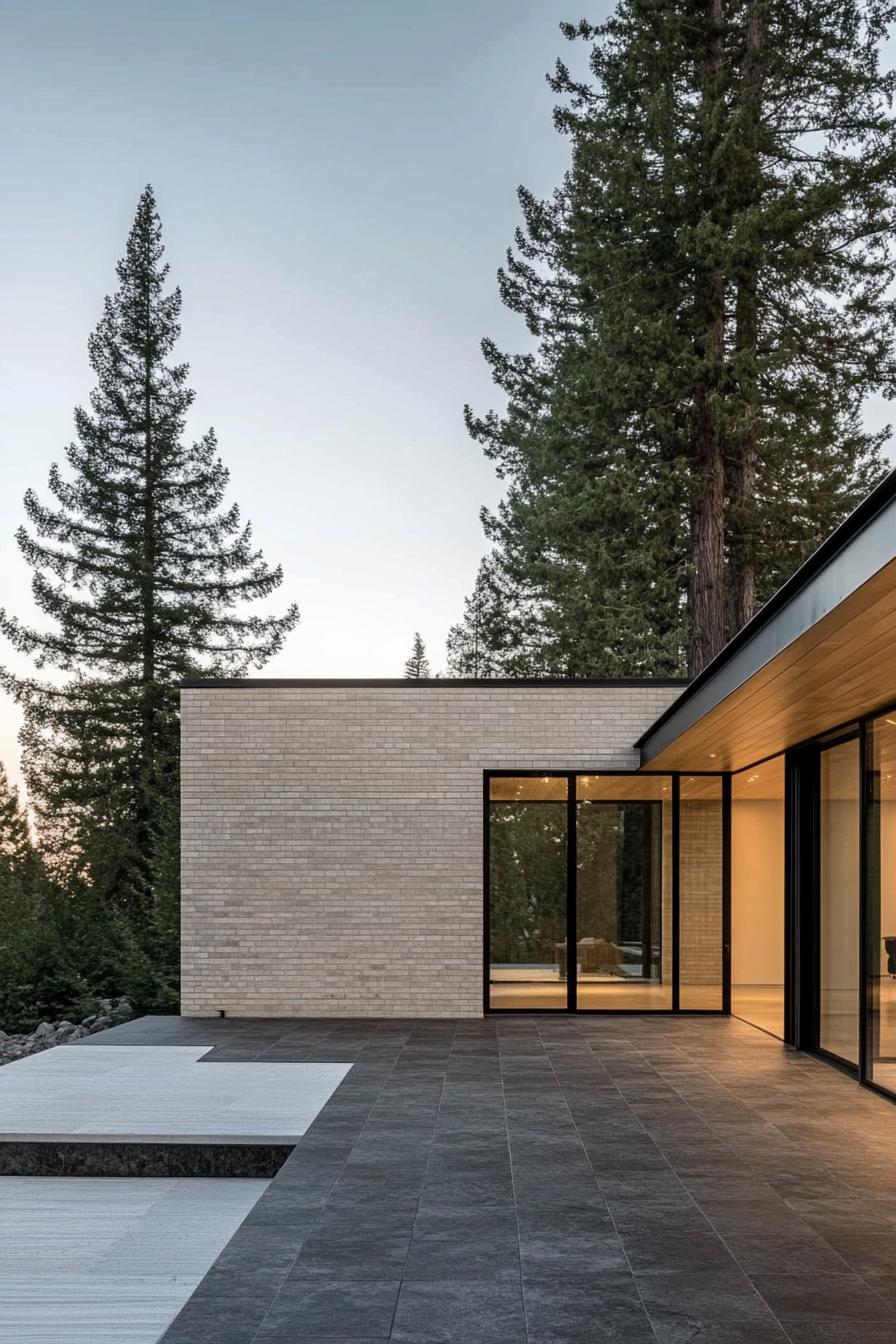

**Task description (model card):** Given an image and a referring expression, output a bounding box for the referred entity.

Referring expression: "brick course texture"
[180,683,683,1019]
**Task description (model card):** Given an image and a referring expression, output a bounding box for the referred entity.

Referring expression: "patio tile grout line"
[496,1018,535,1344]
[385,1018,459,1341]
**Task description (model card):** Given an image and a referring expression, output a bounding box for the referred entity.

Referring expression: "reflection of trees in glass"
[489,803,566,965]
[577,802,661,979]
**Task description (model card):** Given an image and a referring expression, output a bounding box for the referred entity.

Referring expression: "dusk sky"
[0,0,597,788]
[0,1,893,794]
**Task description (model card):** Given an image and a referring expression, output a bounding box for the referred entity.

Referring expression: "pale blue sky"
[0,2,893,794]
[0,0,597,787]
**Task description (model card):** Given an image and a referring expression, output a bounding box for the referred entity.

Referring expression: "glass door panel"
[866,716,896,1096]
[730,756,785,1038]
[487,772,725,1014]
[819,740,860,1065]
[488,776,568,1009]
[575,775,671,1009]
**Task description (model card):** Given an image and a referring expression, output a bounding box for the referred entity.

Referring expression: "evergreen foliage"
[445,554,540,676]
[460,2,896,677]
[0,187,299,1012]
[404,632,431,679]
[0,762,87,1032]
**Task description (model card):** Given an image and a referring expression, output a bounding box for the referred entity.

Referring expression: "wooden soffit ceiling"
[639,483,896,774]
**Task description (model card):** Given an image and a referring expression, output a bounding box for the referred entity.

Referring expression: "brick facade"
[180,683,682,1019]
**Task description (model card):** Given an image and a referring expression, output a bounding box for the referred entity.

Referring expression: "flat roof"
[181,677,689,689]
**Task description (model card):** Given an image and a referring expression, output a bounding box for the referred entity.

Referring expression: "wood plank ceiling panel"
[645,559,896,773]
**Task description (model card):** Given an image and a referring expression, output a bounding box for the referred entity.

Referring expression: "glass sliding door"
[731,756,785,1038]
[865,715,896,1096]
[575,775,671,1009]
[819,739,861,1066]
[488,776,569,1009]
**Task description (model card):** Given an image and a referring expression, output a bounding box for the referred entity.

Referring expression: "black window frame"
[483,769,729,1015]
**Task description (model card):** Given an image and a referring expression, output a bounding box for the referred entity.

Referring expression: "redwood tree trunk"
[688,0,728,677]
[689,283,727,676]
[727,0,764,639]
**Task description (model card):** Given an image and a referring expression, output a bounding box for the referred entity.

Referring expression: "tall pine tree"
[0,186,299,976]
[461,3,895,677]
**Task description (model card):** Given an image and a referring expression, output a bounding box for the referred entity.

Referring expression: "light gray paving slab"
[0,1045,351,1138]
[0,1177,268,1344]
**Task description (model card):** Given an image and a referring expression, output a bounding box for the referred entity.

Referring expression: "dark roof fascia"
[181,677,690,690]
[636,465,896,762]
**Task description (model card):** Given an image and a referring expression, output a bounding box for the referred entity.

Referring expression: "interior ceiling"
[489,775,723,802]
[642,557,896,774]
[731,755,786,801]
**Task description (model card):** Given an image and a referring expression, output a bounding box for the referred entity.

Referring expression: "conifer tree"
[0,187,299,951]
[0,763,32,869]
[0,762,82,1031]
[464,3,895,677]
[404,633,431,679]
[446,554,545,676]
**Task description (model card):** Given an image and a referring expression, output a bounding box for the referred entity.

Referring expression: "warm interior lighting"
[732,754,785,1038]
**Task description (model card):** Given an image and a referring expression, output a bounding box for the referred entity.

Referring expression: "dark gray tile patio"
[139,1013,896,1344]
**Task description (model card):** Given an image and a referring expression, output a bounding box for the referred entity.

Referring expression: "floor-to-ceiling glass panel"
[819,739,860,1065]
[575,775,672,1009]
[731,756,785,1037]
[679,776,723,1009]
[488,776,568,1009]
[866,715,896,1095]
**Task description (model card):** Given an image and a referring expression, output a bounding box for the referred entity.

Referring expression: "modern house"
[180,467,896,1107]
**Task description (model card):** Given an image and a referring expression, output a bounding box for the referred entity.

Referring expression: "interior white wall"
[731,799,785,986]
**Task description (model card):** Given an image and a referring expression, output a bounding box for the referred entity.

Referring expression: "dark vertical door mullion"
[672,775,680,1012]
[722,774,732,1015]
[859,721,869,1083]
[808,749,821,1053]
[813,747,823,1054]
[567,773,577,1012]
[483,773,490,1015]
[817,736,861,1070]
[784,751,797,1047]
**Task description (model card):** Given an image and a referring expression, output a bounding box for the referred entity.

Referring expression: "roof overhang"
[638,469,896,772]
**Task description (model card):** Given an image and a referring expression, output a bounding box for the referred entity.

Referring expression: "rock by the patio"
[0,1002,128,1065]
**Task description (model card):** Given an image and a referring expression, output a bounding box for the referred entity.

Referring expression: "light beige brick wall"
[180,683,683,1019]
[679,798,725,1001]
